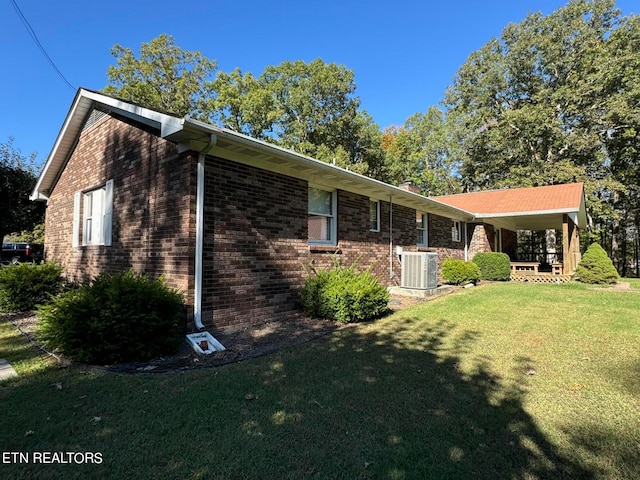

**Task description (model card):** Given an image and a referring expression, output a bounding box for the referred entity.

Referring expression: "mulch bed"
[3,291,453,374]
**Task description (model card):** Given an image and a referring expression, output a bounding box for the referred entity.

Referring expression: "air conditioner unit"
[401,252,438,289]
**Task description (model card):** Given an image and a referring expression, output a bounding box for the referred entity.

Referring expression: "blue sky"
[1,0,637,167]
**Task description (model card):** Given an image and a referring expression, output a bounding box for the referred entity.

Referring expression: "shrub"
[441,259,481,285]
[301,259,389,323]
[37,271,184,364]
[473,252,511,281]
[575,243,620,285]
[0,262,64,312]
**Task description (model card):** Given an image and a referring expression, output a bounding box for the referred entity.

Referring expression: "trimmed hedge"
[473,252,511,281]
[575,243,620,285]
[0,262,64,312]
[441,259,481,285]
[301,260,389,323]
[37,271,184,364]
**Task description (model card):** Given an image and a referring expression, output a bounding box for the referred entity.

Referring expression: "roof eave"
[166,118,473,221]
[31,88,184,201]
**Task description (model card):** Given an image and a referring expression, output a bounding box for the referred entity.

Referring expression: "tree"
[106,38,386,180]
[0,138,45,243]
[443,0,640,270]
[209,58,386,178]
[383,106,461,195]
[104,34,217,118]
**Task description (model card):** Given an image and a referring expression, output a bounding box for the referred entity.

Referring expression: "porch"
[510,261,573,283]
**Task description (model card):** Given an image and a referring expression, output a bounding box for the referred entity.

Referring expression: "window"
[73,179,113,247]
[452,221,462,242]
[417,212,427,246]
[369,200,380,232]
[308,187,336,245]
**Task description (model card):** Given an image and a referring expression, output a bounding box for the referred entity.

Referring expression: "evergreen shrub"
[301,259,389,323]
[0,262,64,312]
[441,259,481,285]
[574,243,620,285]
[473,252,511,281]
[37,271,184,364]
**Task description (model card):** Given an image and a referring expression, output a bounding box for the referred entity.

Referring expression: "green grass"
[622,277,640,289]
[1,282,639,479]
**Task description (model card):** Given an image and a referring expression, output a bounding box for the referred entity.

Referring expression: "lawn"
[1,282,639,479]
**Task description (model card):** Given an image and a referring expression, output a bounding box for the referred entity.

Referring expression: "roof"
[434,183,587,230]
[30,89,470,221]
[31,88,587,232]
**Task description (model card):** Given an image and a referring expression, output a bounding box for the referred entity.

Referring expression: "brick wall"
[468,224,492,259]
[45,112,196,306]
[467,223,517,260]
[202,157,309,331]
[45,113,470,333]
[307,193,466,286]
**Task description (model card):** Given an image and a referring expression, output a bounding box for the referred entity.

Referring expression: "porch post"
[562,214,581,274]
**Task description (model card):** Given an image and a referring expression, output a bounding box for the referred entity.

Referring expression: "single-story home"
[31,89,587,332]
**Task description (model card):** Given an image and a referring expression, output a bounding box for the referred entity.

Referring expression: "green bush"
[301,260,389,323]
[441,259,481,285]
[575,243,620,285]
[0,262,64,312]
[473,252,511,281]
[37,271,184,364]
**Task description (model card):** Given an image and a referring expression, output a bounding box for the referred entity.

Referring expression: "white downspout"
[194,134,217,330]
[389,196,393,279]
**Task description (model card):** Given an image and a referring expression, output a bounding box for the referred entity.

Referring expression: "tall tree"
[0,138,44,243]
[444,0,640,267]
[104,34,217,118]
[105,38,386,180]
[383,106,461,195]
[209,58,385,178]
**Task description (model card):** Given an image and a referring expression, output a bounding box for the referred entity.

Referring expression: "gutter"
[193,133,217,329]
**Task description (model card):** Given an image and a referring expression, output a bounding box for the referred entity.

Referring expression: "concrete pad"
[0,358,18,381]
[388,285,453,298]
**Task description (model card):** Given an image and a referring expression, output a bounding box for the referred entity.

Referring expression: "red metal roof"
[433,183,585,215]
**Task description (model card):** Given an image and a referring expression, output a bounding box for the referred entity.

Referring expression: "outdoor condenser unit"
[401,252,438,289]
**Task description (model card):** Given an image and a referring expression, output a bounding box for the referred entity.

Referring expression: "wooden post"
[563,214,581,274]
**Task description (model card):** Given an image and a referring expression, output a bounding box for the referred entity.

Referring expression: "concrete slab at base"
[0,358,18,381]
[388,285,453,298]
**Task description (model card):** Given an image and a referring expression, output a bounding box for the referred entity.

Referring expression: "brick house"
[31,89,586,332]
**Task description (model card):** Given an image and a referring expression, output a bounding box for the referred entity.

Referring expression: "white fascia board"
[31,89,88,200]
[472,207,579,220]
[31,89,184,201]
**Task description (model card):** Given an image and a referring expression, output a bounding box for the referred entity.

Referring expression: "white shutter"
[72,192,81,248]
[103,179,113,246]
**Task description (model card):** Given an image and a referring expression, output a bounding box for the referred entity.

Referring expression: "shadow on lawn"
[248,316,597,479]
[2,314,611,480]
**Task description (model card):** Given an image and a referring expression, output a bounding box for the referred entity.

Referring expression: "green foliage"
[104,34,218,118]
[37,271,184,364]
[441,259,481,285]
[6,222,45,244]
[443,0,640,263]
[473,252,511,281]
[1,138,45,243]
[0,262,64,312]
[575,242,620,285]
[301,259,389,323]
[105,36,387,182]
[382,106,461,195]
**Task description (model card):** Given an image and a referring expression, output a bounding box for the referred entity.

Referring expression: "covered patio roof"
[433,183,587,231]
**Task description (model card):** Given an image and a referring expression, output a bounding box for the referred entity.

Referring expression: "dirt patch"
[4,291,455,374]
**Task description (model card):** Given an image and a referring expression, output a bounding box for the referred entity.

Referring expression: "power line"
[10,0,76,91]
